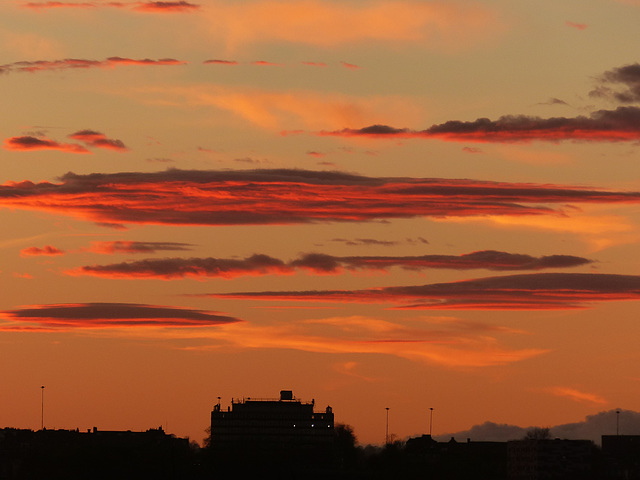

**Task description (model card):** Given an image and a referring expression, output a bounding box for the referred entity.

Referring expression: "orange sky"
[1,0,640,446]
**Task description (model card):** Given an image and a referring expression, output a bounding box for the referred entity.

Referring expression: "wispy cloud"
[68,130,128,151]
[69,254,293,279]
[21,1,200,13]
[321,106,640,143]
[201,0,504,51]
[1,169,639,227]
[0,57,186,74]
[547,386,608,405]
[566,21,588,31]
[67,250,592,279]
[20,245,66,257]
[86,241,194,254]
[184,315,546,368]
[4,130,127,153]
[206,273,640,310]
[590,63,640,104]
[134,85,420,130]
[3,136,90,153]
[0,303,239,330]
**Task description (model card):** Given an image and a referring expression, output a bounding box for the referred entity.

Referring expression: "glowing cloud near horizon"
[1,169,639,227]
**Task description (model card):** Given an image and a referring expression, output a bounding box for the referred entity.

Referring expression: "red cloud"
[68,130,128,151]
[0,303,240,330]
[1,169,639,227]
[203,59,239,65]
[22,1,200,12]
[251,60,283,66]
[341,61,361,70]
[566,21,588,30]
[0,57,186,74]
[20,245,66,257]
[68,250,592,280]
[22,1,95,9]
[87,241,194,254]
[322,106,640,143]
[3,136,89,154]
[207,273,640,310]
[132,1,200,13]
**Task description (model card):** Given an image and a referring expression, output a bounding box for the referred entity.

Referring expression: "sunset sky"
[1,0,640,446]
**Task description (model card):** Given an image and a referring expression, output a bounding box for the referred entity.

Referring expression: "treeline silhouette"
[2,425,639,479]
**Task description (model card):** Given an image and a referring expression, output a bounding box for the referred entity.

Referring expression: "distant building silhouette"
[601,435,640,479]
[0,426,190,480]
[209,389,335,471]
[507,438,597,480]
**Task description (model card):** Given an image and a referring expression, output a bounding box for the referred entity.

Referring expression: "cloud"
[438,409,640,444]
[251,60,283,66]
[1,168,639,227]
[3,136,90,153]
[20,245,66,257]
[86,241,194,254]
[69,254,293,279]
[22,1,200,13]
[207,273,640,310]
[0,303,240,330]
[137,85,420,130]
[0,57,186,74]
[22,1,95,8]
[67,250,592,279]
[566,21,588,30]
[188,315,546,368]
[547,387,608,405]
[321,106,640,143]
[590,63,640,104]
[341,62,361,70]
[131,1,200,13]
[68,130,128,151]
[203,59,239,65]
[201,0,504,51]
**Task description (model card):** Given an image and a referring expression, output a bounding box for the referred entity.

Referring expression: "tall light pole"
[616,409,620,436]
[40,386,45,430]
[429,407,434,437]
[385,407,390,445]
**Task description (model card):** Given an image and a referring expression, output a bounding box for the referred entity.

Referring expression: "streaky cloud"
[22,1,200,12]
[1,168,640,227]
[0,57,186,74]
[70,254,293,279]
[87,240,195,254]
[20,245,66,257]
[3,136,89,153]
[68,130,128,151]
[68,250,592,279]
[0,302,240,329]
[321,106,640,143]
[206,273,640,310]
[590,63,640,103]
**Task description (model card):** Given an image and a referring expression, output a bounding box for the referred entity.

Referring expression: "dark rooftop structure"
[209,390,336,471]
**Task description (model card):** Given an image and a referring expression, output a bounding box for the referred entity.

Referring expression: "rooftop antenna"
[429,407,434,437]
[385,407,390,445]
[40,386,45,430]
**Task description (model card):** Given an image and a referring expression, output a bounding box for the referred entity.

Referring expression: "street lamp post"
[385,407,390,445]
[429,407,434,437]
[40,386,45,430]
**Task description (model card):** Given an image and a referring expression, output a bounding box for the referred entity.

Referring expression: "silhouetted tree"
[524,426,552,440]
[334,423,358,469]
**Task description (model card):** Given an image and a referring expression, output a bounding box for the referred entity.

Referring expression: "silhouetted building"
[602,435,640,479]
[0,427,190,480]
[209,390,335,470]
[507,438,597,480]
[403,435,507,479]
